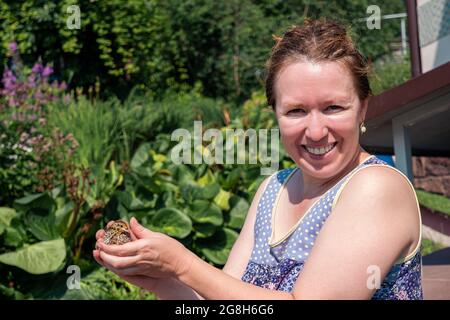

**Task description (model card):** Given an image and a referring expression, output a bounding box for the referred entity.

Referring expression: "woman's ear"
[359,98,369,123]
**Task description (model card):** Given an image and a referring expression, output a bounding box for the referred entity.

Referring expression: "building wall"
[413,156,450,197]
[417,0,450,72]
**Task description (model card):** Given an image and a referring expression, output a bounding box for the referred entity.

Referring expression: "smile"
[302,142,338,156]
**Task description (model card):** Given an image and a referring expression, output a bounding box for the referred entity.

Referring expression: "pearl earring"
[360,122,367,134]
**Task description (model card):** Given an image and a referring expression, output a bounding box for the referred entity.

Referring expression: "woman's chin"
[292,145,344,179]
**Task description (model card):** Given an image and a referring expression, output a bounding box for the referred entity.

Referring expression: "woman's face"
[274,60,368,181]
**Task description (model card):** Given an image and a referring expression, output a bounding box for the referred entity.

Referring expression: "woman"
[93,19,423,300]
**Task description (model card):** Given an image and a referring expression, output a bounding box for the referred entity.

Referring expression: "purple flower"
[42,65,53,77]
[59,81,67,91]
[32,63,44,74]
[8,42,17,53]
[27,75,36,87]
[2,69,16,91]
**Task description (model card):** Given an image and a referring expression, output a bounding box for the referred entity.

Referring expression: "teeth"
[305,143,335,155]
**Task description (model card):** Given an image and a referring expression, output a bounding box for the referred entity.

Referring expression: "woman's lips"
[301,142,338,158]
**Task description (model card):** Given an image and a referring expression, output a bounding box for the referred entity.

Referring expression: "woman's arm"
[94,175,271,300]
[158,175,272,299]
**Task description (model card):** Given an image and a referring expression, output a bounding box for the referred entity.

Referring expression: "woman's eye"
[325,105,343,112]
[287,108,306,115]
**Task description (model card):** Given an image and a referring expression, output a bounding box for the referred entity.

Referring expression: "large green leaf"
[25,213,60,241]
[0,239,66,274]
[0,207,17,226]
[149,208,192,239]
[226,196,249,229]
[196,228,238,265]
[188,200,223,226]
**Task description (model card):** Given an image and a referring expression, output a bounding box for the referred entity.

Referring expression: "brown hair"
[265,19,372,109]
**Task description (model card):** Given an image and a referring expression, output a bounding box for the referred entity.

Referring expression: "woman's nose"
[305,114,328,141]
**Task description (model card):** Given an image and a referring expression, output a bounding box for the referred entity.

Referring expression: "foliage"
[0,0,414,300]
[416,189,450,216]
[0,43,71,205]
[421,238,446,256]
[370,52,411,95]
[62,267,156,300]
[0,0,407,102]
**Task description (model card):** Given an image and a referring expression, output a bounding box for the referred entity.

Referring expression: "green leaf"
[149,208,192,239]
[226,196,249,229]
[200,183,220,200]
[0,239,66,274]
[151,151,167,163]
[196,228,238,265]
[54,202,74,236]
[193,223,217,238]
[14,193,55,213]
[197,169,216,186]
[222,168,241,190]
[0,224,5,236]
[0,207,17,226]
[4,227,25,248]
[170,164,195,186]
[213,188,231,211]
[188,200,223,226]
[130,143,151,170]
[26,213,59,241]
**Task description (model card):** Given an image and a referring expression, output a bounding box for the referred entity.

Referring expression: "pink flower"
[42,65,53,77]
[8,42,17,53]
[32,63,44,74]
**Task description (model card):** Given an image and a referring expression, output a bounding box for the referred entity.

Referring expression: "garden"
[0,0,446,299]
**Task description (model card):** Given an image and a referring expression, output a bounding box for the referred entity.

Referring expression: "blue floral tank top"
[241,155,423,300]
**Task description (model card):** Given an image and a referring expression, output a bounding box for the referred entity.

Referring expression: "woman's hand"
[93,222,162,292]
[94,217,194,281]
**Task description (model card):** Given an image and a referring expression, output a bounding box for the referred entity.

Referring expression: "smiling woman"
[93,19,423,300]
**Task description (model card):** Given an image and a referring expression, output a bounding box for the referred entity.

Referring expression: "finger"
[129,228,138,241]
[96,229,105,240]
[95,237,105,251]
[106,220,115,229]
[99,250,143,270]
[130,217,154,239]
[93,250,105,267]
[97,238,148,257]
[103,261,146,278]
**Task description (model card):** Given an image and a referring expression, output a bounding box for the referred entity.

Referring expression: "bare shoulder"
[332,164,420,254]
[337,164,418,211]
